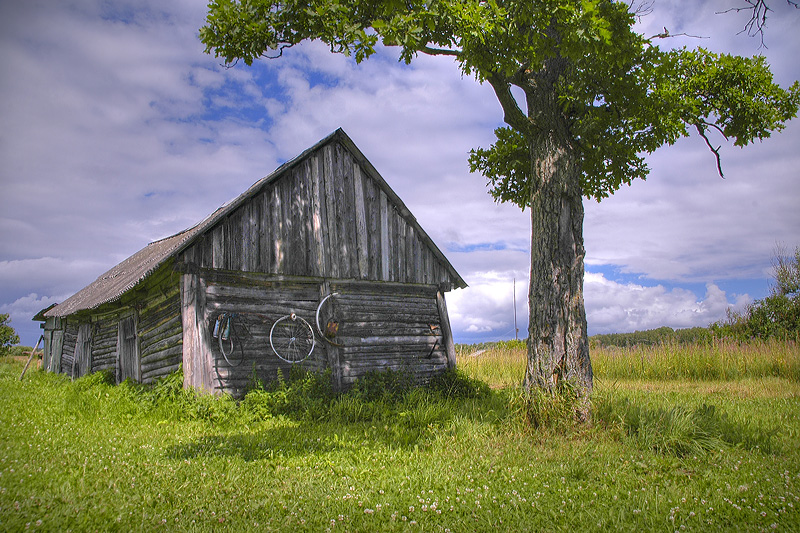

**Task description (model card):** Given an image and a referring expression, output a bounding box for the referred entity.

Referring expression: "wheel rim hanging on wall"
[269,313,316,363]
[315,292,342,346]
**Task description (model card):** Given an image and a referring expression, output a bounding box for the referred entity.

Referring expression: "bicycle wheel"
[269,313,316,363]
[315,292,343,346]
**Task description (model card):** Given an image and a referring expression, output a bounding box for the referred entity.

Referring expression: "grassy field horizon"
[1,340,798,531]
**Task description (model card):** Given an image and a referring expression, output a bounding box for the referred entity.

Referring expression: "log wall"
[198,270,326,397]
[190,268,449,397]
[328,280,449,388]
[42,262,183,384]
[91,316,119,374]
[139,288,182,384]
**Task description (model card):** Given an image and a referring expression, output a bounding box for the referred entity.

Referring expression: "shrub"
[347,368,414,403]
[711,245,800,341]
[242,367,336,421]
[0,313,20,356]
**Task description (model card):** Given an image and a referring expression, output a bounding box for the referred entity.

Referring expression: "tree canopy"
[201,0,799,206]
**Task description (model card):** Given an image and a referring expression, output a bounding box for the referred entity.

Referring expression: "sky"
[1,0,798,347]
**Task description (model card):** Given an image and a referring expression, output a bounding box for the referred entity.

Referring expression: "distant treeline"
[458,327,714,351]
[589,326,712,348]
[455,339,526,353]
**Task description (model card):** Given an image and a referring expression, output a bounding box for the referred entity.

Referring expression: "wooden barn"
[36,129,466,396]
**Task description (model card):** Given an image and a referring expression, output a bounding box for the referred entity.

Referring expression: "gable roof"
[44,129,466,318]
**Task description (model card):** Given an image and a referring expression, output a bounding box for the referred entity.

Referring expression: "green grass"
[2,341,800,532]
[456,340,527,389]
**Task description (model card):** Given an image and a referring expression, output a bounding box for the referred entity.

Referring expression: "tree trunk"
[524,131,593,411]
[523,63,593,416]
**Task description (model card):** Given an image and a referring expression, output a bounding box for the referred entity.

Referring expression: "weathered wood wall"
[59,321,78,378]
[39,133,463,394]
[327,280,449,388]
[139,289,182,384]
[73,323,91,379]
[182,268,450,397]
[41,317,58,373]
[193,269,326,397]
[91,316,119,374]
[40,262,183,384]
[180,142,455,288]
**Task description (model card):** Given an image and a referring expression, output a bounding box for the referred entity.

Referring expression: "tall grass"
[456,340,527,388]
[457,338,800,387]
[593,338,800,382]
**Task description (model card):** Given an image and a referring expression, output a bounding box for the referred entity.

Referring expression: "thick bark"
[521,57,593,414]
[523,133,593,400]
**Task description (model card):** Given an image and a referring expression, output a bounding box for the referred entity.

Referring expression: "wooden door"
[49,328,64,374]
[73,323,92,379]
[117,315,140,383]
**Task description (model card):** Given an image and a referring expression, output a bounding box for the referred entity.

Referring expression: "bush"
[242,367,336,421]
[711,245,800,341]
[0,313,20,356]
[347,368,414,403]
[712,294,800,341]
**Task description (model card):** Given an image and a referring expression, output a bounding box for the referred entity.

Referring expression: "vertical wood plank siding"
[73,323,92,379]
[179,141,455,288]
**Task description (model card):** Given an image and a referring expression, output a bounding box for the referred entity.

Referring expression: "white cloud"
[0,293,64,320]
[447,271,529,342]
[584,273,751,334]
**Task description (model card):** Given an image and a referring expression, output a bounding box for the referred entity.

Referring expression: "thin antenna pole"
[513,278,518,340]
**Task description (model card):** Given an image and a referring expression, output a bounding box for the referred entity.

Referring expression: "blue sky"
[1,0,798,347]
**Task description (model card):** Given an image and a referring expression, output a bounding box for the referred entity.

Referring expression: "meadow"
[1,339,799,532]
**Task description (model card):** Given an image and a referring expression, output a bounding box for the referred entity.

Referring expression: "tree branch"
[695,123,725,178]
[717,0,800,46]
[262,43,296,60]
[420,46,461,57]
[648,26,706,40]
[486,72,531,134]
[700,120,728,139]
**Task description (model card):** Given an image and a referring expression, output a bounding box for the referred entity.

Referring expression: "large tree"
[200,0,799,413]
[0,313,20,356]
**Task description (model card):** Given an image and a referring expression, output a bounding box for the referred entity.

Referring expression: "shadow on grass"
[165,391,511,462]
[166,426,335,461]
[164,420,443,462]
